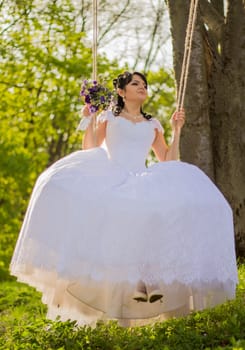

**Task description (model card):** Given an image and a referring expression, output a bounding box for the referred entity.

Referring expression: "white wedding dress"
[10,110,238,327]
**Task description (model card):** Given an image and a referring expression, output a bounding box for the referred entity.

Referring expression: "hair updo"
[112,71,152,120]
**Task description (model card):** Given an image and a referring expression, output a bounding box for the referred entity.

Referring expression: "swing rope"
[176,0,199,111]
[92,0,98,146]
[92,0,98,81]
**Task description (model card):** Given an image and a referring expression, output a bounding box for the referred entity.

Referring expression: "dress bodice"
[99,111,163,172]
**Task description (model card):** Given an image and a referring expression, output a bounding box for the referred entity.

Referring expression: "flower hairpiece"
[80,79,115,114]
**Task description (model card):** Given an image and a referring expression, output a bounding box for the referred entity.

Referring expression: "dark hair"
[112,71,152,120]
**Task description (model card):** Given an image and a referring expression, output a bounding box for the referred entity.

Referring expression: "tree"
[167,0,245,256]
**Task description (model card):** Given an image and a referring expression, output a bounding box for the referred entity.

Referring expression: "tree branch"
[143,4,164,72]
[98,0,131,44]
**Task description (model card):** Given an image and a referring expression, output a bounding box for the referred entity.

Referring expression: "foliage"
[0,264,244,349]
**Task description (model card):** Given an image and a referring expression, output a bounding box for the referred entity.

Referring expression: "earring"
[123,96,126,102]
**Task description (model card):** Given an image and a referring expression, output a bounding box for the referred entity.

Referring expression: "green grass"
[0,264,244,350]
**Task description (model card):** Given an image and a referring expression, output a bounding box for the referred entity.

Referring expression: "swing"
[91,0,199,111]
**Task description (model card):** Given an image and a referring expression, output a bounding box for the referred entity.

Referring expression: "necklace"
[122,110,143,120]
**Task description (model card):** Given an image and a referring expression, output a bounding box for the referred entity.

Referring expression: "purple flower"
[89,105,98,113]
[85,95,91,103]
[93,80,97,85]
[100,96,105,103]
[89,87,97,93]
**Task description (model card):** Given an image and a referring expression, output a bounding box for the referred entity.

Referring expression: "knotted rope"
[176,0,199,111]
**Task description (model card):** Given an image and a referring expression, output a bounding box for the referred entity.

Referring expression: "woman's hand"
[81,104,91,117]
[171,109,185,133]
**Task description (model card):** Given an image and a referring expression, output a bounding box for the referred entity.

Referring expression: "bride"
[10,71,238,327]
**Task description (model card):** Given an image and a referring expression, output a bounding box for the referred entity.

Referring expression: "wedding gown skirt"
[10,111,238,326]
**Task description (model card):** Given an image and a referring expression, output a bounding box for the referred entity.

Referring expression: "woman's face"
[122,74,148,103]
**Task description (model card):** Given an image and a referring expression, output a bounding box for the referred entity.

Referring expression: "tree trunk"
[211,0,245,257]
[167,0,245,256]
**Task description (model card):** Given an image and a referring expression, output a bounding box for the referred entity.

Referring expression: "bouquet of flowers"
[80,79,115,114]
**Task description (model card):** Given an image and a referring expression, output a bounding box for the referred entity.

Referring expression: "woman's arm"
[152,109,185,161]
[81,105,107,150]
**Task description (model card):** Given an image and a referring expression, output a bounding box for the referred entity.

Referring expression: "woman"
[10,71,238,327]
